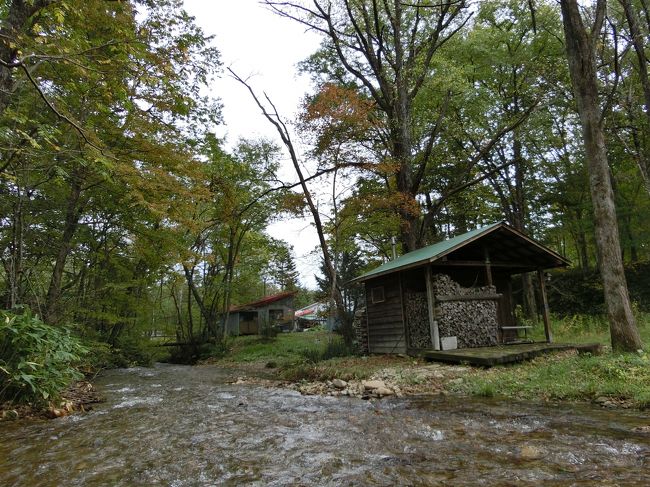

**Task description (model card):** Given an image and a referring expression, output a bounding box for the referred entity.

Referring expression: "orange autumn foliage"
[300,83,377,155]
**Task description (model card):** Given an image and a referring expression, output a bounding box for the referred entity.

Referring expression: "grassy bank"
[454,350,650,408]
[456,313,650,408]
[210,331,334,365]
[202,330,414,382]
[203,314,650,409]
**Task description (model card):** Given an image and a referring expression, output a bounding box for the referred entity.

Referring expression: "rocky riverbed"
[284,362,470,398]
[225,360,483,401]
[2,363,650,486]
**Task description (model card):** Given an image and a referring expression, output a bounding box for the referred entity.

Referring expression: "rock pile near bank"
[287,363,470,399]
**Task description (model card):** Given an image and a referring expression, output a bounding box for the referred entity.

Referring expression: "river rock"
[595,396,617,408]
[332,379,347,389]
[519,445,542,460]
[373,387,394,397]
[50,408,65,418]
[1,409,19,421]
[632,425,650,433]
[362,380,386,391]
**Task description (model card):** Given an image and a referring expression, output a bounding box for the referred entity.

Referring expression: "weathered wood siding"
[226,313,240,335]
[365,276,406,354]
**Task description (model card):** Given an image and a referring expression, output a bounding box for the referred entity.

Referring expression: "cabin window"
[371,286,385,304]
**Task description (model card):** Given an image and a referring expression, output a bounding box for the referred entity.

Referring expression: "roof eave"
[348,221,571,284]
[349,222,505,284]
[348,257,431,283]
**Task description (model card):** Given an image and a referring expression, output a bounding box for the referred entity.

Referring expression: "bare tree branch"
[18,62,104,152]
[229,67,350,335]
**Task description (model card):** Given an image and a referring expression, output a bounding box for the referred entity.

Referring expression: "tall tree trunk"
[392,2,418,252]
[0,0,56,113]
[263,0,468,254]
[575,216,591,270]
[620,0,650,195]
[6,184,25,309]
[182,264,218,340]
[220,227,246,339]
[44,177,83,324]
[512,127,538,324]
[641,0,650,31]
[560,0,642,351]
[393,115,419,252]
[621,0,650,119]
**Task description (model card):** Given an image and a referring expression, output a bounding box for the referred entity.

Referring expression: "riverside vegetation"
[198,313,650,409]
[0,308,163,419]
[2,310,650,420]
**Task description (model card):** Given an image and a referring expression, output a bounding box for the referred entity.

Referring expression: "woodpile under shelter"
[226,291,296,335]
[350,222,569,355]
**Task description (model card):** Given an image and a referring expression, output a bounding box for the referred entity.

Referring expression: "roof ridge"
[231,290,297,311]
[350,221,568,283]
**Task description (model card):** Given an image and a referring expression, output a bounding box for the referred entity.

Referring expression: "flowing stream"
[1,363,650,486]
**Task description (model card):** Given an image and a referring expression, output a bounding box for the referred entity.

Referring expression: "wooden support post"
[537,269,553,343]
[425,265,440,350]
[484,246,493,287]
[399,271,409,348]
[505,278,514,343]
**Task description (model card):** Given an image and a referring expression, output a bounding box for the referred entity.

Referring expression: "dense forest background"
[1,0,649,366]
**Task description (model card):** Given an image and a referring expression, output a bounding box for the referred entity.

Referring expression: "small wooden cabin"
[226,291,296,335]
[350,222,569,355]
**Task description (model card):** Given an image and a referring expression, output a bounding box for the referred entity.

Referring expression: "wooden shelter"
[350,222,569,355]
[226,291,296,335]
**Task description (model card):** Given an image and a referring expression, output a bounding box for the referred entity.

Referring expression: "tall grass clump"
[279,336,357,382]
[300,336,353,363]
[0,309,87,405]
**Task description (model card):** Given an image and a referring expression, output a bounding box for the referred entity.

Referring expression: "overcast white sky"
[183,0,325,288]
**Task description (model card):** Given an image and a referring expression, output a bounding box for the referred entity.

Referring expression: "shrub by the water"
[0,309,87,405]
[111,335,162,367]
[81,334,166,370]
[196,339,230,361]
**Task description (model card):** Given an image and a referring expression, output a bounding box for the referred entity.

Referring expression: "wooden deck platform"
[414,342,602,367]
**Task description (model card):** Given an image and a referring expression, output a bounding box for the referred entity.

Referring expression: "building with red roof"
[225,291,297,335]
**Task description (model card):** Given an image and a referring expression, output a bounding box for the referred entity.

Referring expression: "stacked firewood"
[405,292,432,348]
[437,299,498,348]
[431,273,495,297]
[431,273,457,295]
[432,273,499,348]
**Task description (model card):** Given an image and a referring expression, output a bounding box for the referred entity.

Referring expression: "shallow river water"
[1,363,650,486]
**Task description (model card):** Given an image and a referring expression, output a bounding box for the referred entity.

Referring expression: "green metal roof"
[351,222,504,283]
